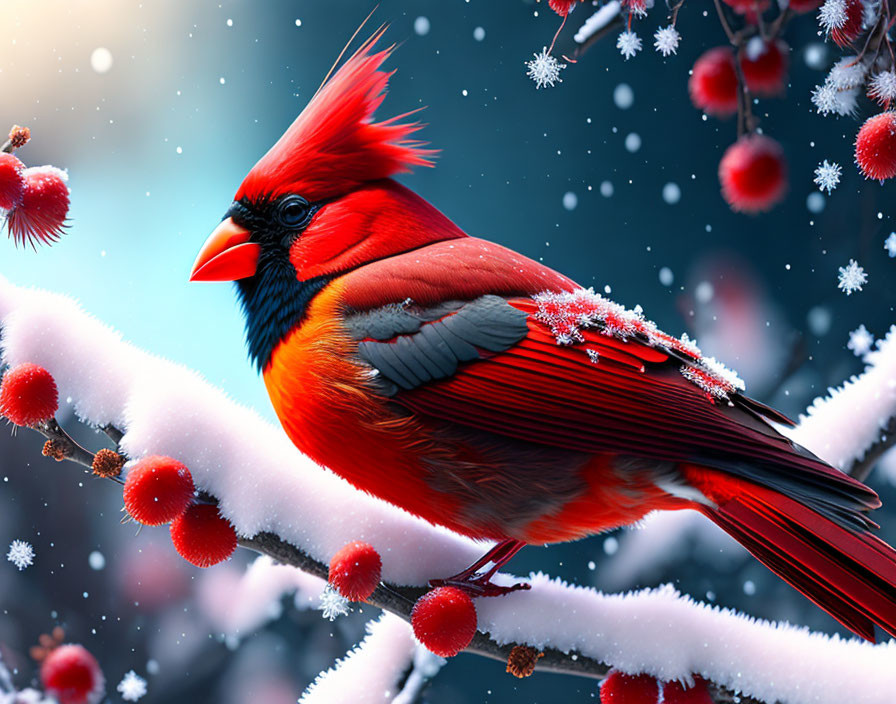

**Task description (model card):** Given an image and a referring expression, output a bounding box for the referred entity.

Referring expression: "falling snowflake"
[818,0,848,32]
[814,160,842,193]
[885,232,896,257]
[868,70,896,105]
[847,324,874,356]
[616,31,642,60]
[653,26,681,57]
[6,540,34,570]
[837,259,867,295]
[117,671,147,702]
[525,48,566,89]
[318,584,350,621]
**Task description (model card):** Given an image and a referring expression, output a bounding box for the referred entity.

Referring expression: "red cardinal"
[191,32,896,640]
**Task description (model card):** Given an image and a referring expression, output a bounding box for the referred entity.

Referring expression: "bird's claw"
[428,575,531,598]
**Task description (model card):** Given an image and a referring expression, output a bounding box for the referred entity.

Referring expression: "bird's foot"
[429,574,531,598]
[428,538,530,597]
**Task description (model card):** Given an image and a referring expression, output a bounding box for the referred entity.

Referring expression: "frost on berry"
[599,670,661,703]
[0,152,25,210]
[818,0,863,46]
[868,70,896,107]
[411,586,478,657]
[0,362,59,426]
[855,112,896,181]
[6,165,70,248]
[40,644,105,704]
[718,134,787,213]
[169,503,237,567]
[689,47,738,117]
[328,540,382,601]
[123,455,195,526]
[548,0,579,16]
[662,676,714,704]
[532,287,744,402]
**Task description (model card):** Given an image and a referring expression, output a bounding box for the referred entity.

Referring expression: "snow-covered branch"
[2,276,895,704]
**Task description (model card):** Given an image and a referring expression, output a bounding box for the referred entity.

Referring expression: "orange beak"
[189,217,261,282]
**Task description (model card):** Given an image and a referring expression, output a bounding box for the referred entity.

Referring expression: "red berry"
[0,363,58,426]
[789,0,821,11]
[828,0,863,47]
[663,677,714,704]
[328,541,382,601]
[741,40,788,97]
[855,112,896,181]
[548,0,579,15]
[411,586,477,657]
[7,165,70,248]
[0,153,25,210]
[600,671,661,703]
[689,48,739,117]
[123,455,195,526]
[41,644,105,704]
[170,503,237,567]
[718,134,787,213]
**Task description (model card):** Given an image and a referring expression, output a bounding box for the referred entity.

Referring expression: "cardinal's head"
[190,33,462,370]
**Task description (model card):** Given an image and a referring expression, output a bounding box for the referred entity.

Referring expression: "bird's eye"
[275,195,311,229]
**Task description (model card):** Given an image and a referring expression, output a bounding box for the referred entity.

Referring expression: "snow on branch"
[785,325,896,479]
[1,275,895,704]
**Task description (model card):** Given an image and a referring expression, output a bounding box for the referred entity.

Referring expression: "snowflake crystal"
[868,70,896,105]
[818,0,848,31]
[7,540,34,571]
[616,31,642,60]
[814,160,841,193]
[885,232,896,258]
[653,26,681,57]
[526,48,566,89]
[117,671,148,702]
[318,584,350,621]
[837,259,867,295]
[847,324,874,357]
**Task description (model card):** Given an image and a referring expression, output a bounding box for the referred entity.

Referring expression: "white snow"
[653,26,680,56]
[837,259,867,295]
[787,325,896,470]
[616,30,642,60]
[818,0,848,31]
[574,2,622,44]
[868,70,896,105]
[814,160,841,193]
[847,324,875,357]
[2,276,895,704]
[526,48,566,89]
[299,614,416,704]
[6,540,33,571]
[885,232,896,258]
[116,671,147,702]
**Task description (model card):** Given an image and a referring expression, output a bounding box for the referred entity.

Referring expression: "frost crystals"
[117,671,148,702]
[814,160,842,193]
[6,539,33,570]
[837,259,867,295]
[532,288,744,400]
[318,584,351,621]
[526,48,566,89]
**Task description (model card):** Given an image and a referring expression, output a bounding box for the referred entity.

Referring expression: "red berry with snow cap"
[170,503,237,567]
[0,153,25,210]
[718,134,787,213]
[0,363,58,426]
[826,0,863,47]
[41,644,105,704]
[123,455,195,526]
[600,671,661,703]
[741,40,788,97]
[7,165,70,248]
[689,48,739,117]
[663,677,714,704]
[411,586,477,657]
[329,540,382,601]
[855,112,896,181]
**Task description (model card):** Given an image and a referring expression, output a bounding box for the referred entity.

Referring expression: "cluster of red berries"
[600,670,714,704]
[40,643,105,704]
[124,454,237,568]
[0,127,70,247]
[689,43,789,213]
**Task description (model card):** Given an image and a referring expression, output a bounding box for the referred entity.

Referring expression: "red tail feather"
[688,469,896,641]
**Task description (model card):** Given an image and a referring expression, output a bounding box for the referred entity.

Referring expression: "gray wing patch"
[355,295,528,394]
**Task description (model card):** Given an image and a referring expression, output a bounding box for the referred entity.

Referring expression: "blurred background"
[0,0,894,702]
